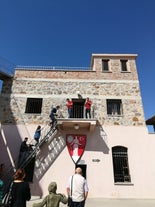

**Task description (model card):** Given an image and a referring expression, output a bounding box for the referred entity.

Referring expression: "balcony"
[57,98,97,132]
[57,118,97,132]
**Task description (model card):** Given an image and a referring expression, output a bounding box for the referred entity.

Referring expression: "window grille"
[107,99,122,115]
[112,146,131,183]
[73,104,84,118]
[72,99,85,118]
[25,98,42,114]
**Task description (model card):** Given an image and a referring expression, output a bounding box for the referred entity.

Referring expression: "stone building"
[0,53,155,198]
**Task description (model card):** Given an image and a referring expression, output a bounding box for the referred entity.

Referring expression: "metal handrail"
[19,121,58,169]
[15,65,92,71]
[2,122,58,194]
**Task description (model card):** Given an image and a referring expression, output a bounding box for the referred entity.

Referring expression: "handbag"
[67,197,73,207]
[68,176,73,207]
[1,182,13,207]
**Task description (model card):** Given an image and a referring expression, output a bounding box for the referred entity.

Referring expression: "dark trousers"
[68,108,73,118]
[50,116,56,125]
[18,151,28,167]
[85,109,91,118]
[72,200,85,207]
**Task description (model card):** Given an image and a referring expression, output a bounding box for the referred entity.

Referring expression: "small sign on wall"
[66,134,86,164]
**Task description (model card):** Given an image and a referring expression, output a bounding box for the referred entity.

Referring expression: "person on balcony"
[85,97,92,119]
[66,98,73,118]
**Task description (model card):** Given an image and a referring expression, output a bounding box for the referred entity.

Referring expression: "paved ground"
[27,197,155,207]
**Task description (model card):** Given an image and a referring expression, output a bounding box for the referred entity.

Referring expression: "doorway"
[72,99,86,118]
[75,164,87,179]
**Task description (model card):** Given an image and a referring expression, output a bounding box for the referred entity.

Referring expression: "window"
[107,99,122,115]
[112,146,131,183]
[102,59,109,71]
[120,60,128,71]
[25,98,42,114]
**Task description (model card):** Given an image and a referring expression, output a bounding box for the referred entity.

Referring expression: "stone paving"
[27,197,155,207]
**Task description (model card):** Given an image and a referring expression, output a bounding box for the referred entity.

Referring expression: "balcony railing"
[15,65,92,71]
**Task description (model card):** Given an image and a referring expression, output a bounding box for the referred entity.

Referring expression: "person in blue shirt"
[34,125,41,145]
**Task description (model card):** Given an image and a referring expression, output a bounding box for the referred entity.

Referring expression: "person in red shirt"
[85,97,92,119]
[66,98,73,118]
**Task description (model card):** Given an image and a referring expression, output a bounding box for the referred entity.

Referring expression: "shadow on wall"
[0,78,29,191]
[30,134,66,197]
[85,125,109,154]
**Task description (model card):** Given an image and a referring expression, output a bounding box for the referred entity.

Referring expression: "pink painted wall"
[1,124,155,198]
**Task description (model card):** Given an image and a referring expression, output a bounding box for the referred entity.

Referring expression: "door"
[72,99,85,118]
[75,164,87,179]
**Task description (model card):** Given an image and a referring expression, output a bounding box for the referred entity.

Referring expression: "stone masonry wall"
[0,55,145,126]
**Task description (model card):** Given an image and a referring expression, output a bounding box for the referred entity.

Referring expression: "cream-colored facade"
[0,54,155,198]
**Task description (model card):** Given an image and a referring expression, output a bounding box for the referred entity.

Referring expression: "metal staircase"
[18,121,58,170]
[2,120,63,195]
[10,95,63,171]
[1,95,66,193]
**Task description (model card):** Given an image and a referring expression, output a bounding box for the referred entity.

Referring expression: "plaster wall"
[1,124,155,198]
[32,125,155,198]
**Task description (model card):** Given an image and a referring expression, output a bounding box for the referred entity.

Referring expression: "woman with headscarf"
[33,181,67,207]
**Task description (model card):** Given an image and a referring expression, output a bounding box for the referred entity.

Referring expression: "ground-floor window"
[112,146,131,183]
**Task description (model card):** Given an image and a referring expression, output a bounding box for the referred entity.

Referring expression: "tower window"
[102,59,109,71]
[25,98,42,114]
[120,60,128,71]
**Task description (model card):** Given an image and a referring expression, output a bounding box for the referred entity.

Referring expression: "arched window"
[112,146,131,183]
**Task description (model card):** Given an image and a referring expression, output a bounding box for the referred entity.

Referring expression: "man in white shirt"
[66,167,89,207]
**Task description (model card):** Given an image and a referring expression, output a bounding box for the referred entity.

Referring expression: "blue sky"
[0,0,155,121]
